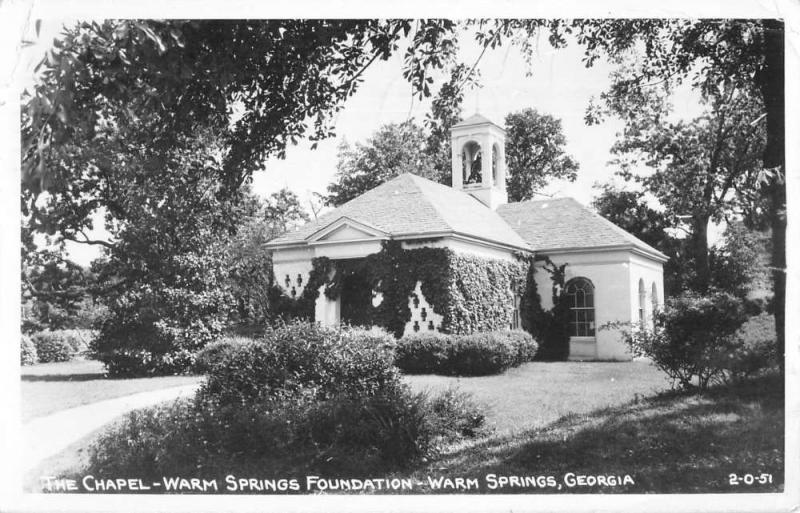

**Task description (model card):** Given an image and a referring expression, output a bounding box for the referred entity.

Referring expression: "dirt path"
[23,383,199,473]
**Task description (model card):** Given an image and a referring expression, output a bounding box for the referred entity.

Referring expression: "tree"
[709,222,771,302]
[592,184,690,296]
[469,17,786,358]
[90,131,240,375]
[606,82,766,293]
[22,20,462,373]
[20,224,93,332]
[324,121,439,206]
[423,64,480,186]
[504,108,579,202]
[226,188,309,328]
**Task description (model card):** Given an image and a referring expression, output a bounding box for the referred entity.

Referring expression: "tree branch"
[64,231,114,249]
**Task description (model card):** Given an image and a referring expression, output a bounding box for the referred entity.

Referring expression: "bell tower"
[450,113,508,210]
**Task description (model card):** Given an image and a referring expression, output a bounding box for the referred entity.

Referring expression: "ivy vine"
[271,241,570,353]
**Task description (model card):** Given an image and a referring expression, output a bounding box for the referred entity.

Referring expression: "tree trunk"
[693,216,711,293]
[757,20,786,362]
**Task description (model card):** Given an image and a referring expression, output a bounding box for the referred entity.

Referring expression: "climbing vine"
[271,241,528,337]
[520,254,572,360]
[270,242,570,350]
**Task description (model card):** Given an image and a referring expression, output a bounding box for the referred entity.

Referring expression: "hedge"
[196,321,399,405]
[30,331,74,363]
[395,330,538,376]
[21,335,38,365]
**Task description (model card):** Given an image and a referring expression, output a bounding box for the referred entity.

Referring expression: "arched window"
[462,141,482,184]
[638,279,646,325]
[491,143,499,185]
[565,278,595,337]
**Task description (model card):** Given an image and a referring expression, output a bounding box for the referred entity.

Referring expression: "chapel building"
[266,114,666,360]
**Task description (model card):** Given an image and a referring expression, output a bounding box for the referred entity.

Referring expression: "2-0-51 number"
[729,473,773,485]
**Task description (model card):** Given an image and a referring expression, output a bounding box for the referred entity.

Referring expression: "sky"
[18,20,708,266]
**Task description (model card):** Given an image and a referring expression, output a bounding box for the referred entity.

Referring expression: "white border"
[1,1,797,512]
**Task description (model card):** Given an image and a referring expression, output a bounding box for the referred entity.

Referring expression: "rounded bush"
[20,335,38,365]
[395,330,538,376]
[31,331,73,363]
[198,321,399,405]
[395,332,451,373]
[622,291,748,390]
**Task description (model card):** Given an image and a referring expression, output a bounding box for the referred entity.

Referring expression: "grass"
[23,360,784,494]
[21,358,202,421]
[404,361,670,434]
[400,373,784,494]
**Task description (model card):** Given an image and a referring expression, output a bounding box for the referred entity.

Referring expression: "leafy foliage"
[225,189,309,328]
[504,108,579,202]
[31,331,74,363]
[20,335,38,366]
[619,291,748,390]
[20,225,95,333]
[85,382,486,480]
[88,133,237,376]
[87,323,487,479]
[709,222,771,300]
[197,322,399,406]
[725,313,778,382]
[605,76,767,293]
[272,241,527,338]
[423,63,481,185]
[395,330,537,376]
[520,256,571,361]
[324,122,440,206]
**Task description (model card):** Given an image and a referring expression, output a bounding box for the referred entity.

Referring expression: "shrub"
[395,332,451,373]
[85,385,486,480]
[30,331,74,363]
[425,387,488,439]
[395,330,537,376]
[725,313,778,381]
[92,281,229,376]
[20,335,38,365]
[621,291,748,390]
[198,321,399,405]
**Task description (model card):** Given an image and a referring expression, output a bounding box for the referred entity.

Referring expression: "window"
[491,143,499,185]
[638,279,646,325]
[462,141,482,184]
[565,278,595,337]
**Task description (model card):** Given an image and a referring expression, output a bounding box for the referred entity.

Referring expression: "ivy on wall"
[271,241,527,337]
[520,255,571,360]
[270,241,570,357]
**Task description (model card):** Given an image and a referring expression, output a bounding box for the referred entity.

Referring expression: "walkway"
[23,383,199,472]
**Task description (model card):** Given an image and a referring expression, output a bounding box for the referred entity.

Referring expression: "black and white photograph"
[1,1,797,512]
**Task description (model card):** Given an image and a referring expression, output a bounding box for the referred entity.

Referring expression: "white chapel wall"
[628,252,666,328]
[536,250,634,360]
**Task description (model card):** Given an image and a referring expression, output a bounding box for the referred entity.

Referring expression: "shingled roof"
[267,173,530,250]
[496,197,667,261]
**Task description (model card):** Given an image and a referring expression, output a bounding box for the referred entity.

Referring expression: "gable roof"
[496,197,668,261]
[266,173,530,250]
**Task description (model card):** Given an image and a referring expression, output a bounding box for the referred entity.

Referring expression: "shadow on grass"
[413,374,784,494]
[21,373,106,382]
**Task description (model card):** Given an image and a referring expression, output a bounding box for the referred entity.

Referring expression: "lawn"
[22,360,784,495]
[400,373,784,494]
[21,358,202,421]
[404,361,670,434]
